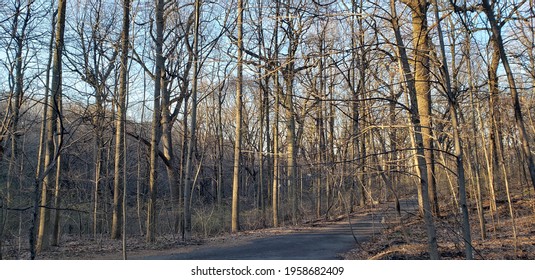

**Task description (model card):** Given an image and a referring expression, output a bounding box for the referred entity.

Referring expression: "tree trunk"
[391,0,439,259]
[357,0,367,207]
[37,0,67,253]
[283,1,299,225]
[256,0,267,217]
[403,0,439,217]
[432,0,472,258]
[51,124,62,247]
[146,0,164,243]
[161,94,181,234]
[136,86,146,236]
[93,107,104,237]
[487,36,501,210]
[183,0,201,241]
[30,5,55,257]
[272,81,280,227]
[217,84,224,208]
[111,0,130,240]
[232,0,244,233]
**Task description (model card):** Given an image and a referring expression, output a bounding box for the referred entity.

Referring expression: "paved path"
[141,199,418,260]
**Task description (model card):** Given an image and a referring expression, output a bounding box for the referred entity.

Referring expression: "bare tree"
[111,0,130,240]
[400,0,440,217]
[480,0,535,192]
[36,0,67,253]
[231,0,244,233]
[1,0,35,257]
[390,0,439,259]
[5,0,34,218]
[431,0,472,259]
[183,0,201,241]
[146,0,164,243]
[63,0,120,239]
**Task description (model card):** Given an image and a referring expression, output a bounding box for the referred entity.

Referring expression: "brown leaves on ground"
[343,196,535,260]
[4,197,533,260]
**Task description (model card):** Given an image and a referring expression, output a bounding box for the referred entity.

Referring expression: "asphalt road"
[142,211,386,260]
[138,199,418,260]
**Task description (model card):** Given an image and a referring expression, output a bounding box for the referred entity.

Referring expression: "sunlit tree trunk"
[272,0,281,227]
[391,0,439,259]
[487,37,501,211]
[29,4,55,259]
[231,0,244,233]
[272,78,280,227]
[401,0,439,217]
[112,0,130,240]
[37,0,67,253]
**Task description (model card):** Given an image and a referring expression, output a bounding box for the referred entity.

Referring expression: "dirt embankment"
[344,196,535,260]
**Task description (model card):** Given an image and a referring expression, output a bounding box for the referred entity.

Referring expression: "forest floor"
[343,195,535,260]
[30,207,383,260]
[19,226,319,259]
[8,204,385,260]
[4,195,534,260]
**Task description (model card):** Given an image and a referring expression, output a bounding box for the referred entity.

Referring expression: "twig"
[0,205,89,214]
[338,191,368,253]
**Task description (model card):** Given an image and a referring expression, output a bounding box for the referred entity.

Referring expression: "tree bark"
[146,0,163,243]
[183,0,201,241]
[432,0,472,258]
[283,0,299,225]
[37,0,67,253]
[402,0,439,217]
[487,36,501,210]
[111,0,131,240]
[232,0,244,233]
[272,80,280,227]
[51,118,62,246]
[391,0,440,259]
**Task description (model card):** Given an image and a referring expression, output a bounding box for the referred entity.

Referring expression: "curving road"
[139,200,417,260]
